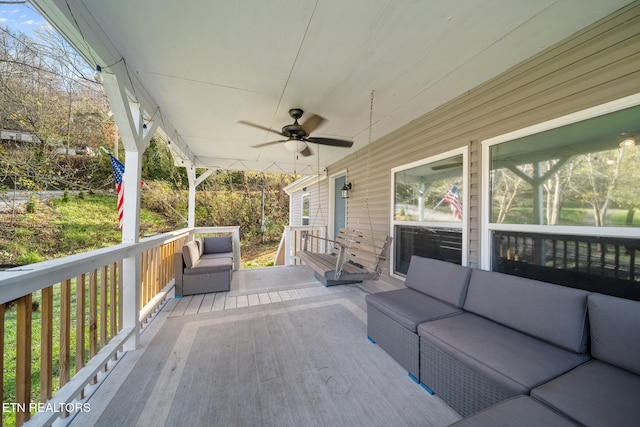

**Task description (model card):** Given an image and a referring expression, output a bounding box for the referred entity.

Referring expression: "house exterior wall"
[305,1,640,279]
[288,178,329,227]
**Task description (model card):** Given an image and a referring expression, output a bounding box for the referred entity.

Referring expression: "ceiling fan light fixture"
[284,139,307,153]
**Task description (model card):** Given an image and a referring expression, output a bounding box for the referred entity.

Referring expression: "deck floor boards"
[69,266,461,427]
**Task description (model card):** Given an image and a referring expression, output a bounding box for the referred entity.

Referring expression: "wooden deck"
[67,266,461,427]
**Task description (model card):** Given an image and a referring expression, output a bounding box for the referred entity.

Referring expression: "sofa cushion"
[448,396,579,427]
[418,313,591,396]
[203,236,233,254]
[463,270,589,353]
[194,237,204,256]
[404,256,471,307]
[365,288,463,332]
[532,359,640,427]
[182,241,200,269]
[202,252,234,260]
[184,257,232,275]
[588,293,640,375]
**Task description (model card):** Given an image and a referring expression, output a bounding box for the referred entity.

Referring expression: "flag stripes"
[443,185,463,220]
[109,154,125,228]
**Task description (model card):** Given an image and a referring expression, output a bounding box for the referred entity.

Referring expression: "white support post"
[187,165,196,228]
[99,67,152,351]
[187,166,215,228]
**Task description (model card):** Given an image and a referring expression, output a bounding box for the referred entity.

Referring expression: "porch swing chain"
[339,90,376,280]
[362,90,376,247]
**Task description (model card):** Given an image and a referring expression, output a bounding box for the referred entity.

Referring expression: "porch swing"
[300,91,393,286]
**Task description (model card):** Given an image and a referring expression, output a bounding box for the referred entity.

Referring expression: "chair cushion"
[448,396,579,427]
[588,293,640,375]
[404,256,471,307]
[464,269,589,353]
[184,257,232,275]
[201,252,234,260]
[365,288,462,332]
[532,359,640,427]
[182,241,200,269]
[203,236,233,254]
[418,313,590,396]
[194,237,204,256]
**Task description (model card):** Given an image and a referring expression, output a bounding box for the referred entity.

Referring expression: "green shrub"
[25,195,38,213]
[17,250,43,265]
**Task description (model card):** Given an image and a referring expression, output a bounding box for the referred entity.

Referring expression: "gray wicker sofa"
[448,292,640,427]
[365,256,471,380]
[418,269,591,417]
[366,255,640,425]
[174,236,234,296]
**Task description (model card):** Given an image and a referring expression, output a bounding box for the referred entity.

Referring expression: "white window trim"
[301,192,310,226]
[480,93,640,270]
[390,146,469,279]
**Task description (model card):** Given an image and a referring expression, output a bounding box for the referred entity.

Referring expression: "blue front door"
[334,175,346,239]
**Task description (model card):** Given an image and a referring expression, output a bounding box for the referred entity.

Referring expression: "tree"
[573,149,623,227]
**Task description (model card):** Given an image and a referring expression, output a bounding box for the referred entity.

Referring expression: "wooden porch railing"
[0,229,192,427]
[275,226,326,266]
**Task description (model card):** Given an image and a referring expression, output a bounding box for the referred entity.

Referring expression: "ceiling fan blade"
[300,145,313,157]
[238,120,284,137]
[306,137,353,148]
[251,139,287,148]
[300,114,326,134]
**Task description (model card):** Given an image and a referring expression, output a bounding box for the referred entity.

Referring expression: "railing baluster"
[118,260,123,335]
[60,279,71,418]
[90,269,98,384]
[41,286,53,402]
[60,279,71,388]
[110,262,117,341]
[76,273,86,399]
[100,265,108,350]
[16,294,32,426]
[0,303,4,427]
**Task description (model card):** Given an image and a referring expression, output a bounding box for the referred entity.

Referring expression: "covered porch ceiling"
[33,0,633,175]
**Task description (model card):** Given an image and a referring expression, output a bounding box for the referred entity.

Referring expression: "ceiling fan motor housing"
[281,123,307,139]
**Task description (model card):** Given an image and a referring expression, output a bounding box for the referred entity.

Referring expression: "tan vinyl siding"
[315,2,640,277]
[289,192,302,226]
[306,178,329,227]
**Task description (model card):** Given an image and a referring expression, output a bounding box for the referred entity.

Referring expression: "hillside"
[0,190,280,269]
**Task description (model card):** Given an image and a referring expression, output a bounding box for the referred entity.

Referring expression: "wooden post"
[76,273,86,398]
[40,287,53,402]
[89,270,98,384]
[16,294,32,426]
[60,279,71,387]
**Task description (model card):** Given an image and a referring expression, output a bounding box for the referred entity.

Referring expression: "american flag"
[109,154,125,228]
[443,185,463,220]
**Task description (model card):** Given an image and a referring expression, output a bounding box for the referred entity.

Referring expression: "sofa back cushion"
[588,293,640,375]
[464,270,589,353]
[404,256,471,308]
[203,236,233,254]
[194,237,204,256]
[182,241,200,268]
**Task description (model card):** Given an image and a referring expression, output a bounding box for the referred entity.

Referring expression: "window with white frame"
[301,193,310,226]
[482,94,640,299]
[391,148,467,276]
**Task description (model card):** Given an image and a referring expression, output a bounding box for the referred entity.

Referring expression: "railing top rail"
[0,228,192,304]
[284,225,326,230]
